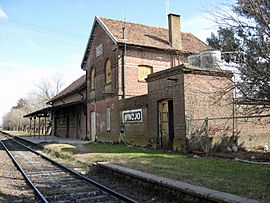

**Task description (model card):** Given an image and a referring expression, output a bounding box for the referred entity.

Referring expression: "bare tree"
[207,0,270,114]
[35,72,64,101]
[2,99,29,130]
[2,72,65,130]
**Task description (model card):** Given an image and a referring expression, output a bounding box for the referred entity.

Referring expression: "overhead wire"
[0,18,88,49]
[0,17,87,40]
[0,18,120,50]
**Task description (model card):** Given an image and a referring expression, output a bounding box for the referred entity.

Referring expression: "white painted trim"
[96,16,118,44]
[81,16,118,69]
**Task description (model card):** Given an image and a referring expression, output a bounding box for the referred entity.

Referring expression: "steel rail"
[0,139,48,203]
[1,133,138,203]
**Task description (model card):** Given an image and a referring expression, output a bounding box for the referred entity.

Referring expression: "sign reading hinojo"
[122,109,142,123]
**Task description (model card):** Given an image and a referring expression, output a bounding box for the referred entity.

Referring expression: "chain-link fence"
[186,115,270,153]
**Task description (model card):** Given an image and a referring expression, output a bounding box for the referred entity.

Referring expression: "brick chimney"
[168,13,182,50]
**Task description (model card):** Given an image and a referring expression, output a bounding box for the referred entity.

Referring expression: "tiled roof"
[99,17,210,53]
[47,75,86,103]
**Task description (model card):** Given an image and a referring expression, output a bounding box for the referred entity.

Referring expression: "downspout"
[82,63,89,140]
[94,69,97,142]
[85,68,89,140]
[121,44,126,99]
[121,26,126,99]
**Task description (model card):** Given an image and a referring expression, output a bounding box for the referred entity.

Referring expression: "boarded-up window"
[106,107,111,131]
[138,65,153,82]
[96,44,103,57]
[105,59,112,84]
[90,67,95,90]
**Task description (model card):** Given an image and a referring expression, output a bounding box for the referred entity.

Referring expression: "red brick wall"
[118,95,149,145]
[87,96,120,141]
[87,95,150,146]
[236,116,270,151]
[123,47,173,97]
[184,73,233,119]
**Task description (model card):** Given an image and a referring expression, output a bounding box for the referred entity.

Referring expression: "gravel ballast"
[0,139,36,202]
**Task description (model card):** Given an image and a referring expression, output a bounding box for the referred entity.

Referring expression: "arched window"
[90,67,95,90]
[105,59,112,84]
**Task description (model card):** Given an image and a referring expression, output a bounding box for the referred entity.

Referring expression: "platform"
[96,162,259,203]
[17,135,89,145]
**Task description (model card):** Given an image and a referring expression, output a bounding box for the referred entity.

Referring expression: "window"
[105,59,112,84]
[138,65,153,82]
[90,67,95,90]
[96,44,103,57]
[106,107,111,131]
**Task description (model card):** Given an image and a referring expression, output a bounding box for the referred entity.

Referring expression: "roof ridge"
[81,16,210,67]
[98,16,190,33]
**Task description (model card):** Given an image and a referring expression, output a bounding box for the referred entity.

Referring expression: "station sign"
[122,109,142,123]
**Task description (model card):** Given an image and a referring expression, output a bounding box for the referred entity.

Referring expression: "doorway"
[159,100,174,150]
[66,115,70,138]
[54,115,58,137]
[76,112,81,139]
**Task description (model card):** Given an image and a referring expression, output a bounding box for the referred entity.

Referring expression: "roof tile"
[99,17,210,53]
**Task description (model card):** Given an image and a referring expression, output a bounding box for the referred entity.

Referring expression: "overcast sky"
[0,0,233,124]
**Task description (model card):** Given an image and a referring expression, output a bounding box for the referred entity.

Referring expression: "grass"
[43,142,270,201]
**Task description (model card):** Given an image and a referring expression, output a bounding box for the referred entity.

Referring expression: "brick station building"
[77,13,233,151]
[24,13,270,152]
[27,14,235,151]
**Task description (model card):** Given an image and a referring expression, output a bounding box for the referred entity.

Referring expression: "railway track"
[0,132,138,203]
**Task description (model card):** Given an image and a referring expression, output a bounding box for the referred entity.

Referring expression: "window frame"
[90,67,95,90]
[105,59,112,85]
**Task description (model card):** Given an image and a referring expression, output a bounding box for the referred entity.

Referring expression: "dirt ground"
[209,150,270,162]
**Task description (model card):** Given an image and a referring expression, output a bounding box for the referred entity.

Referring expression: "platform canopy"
[23,100,85,118]
[23,107,52,118]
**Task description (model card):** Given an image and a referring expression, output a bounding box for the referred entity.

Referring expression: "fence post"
[205,117,209,155]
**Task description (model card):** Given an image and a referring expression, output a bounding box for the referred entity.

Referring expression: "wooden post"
[44,115,47,140]
[205,117,209,155]
[33,116,36,138]
[41,117,44,135]
[38,116,41,139]
[29,117,32,136]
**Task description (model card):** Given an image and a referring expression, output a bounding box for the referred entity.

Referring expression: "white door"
[90,111,96,141]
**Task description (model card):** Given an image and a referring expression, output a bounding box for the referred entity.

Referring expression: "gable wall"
[86,22,118,102]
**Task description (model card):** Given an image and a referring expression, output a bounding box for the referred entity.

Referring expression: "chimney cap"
[168,13,180,17]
